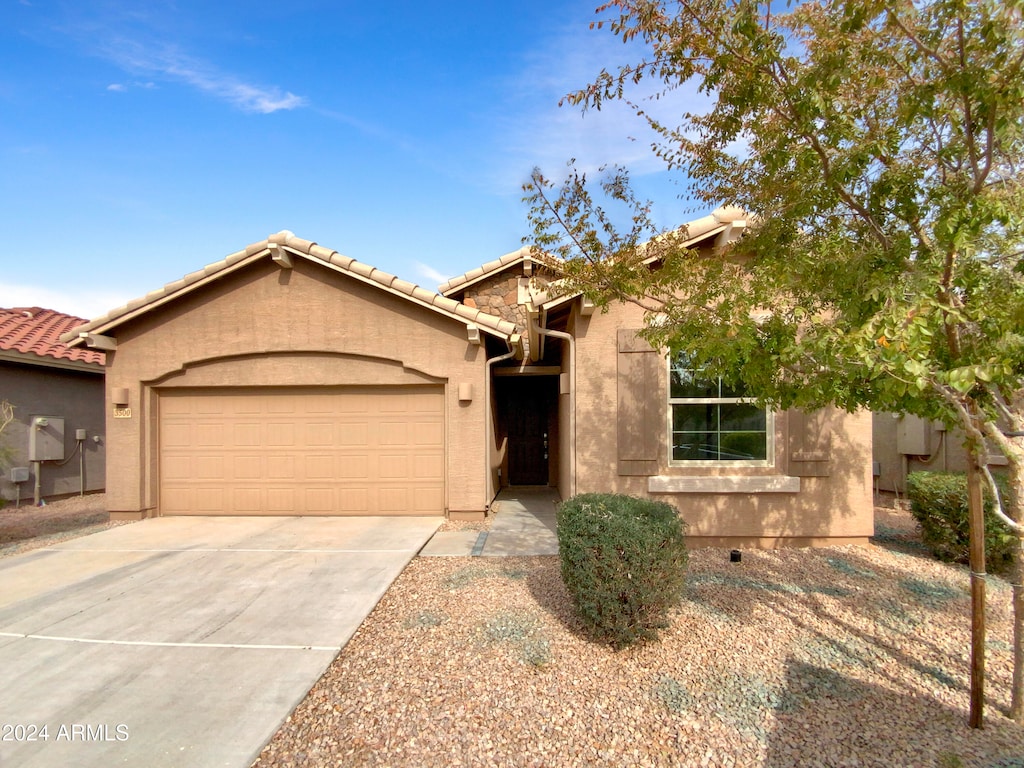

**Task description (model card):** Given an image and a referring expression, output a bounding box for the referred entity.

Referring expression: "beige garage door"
[159,386,445,515]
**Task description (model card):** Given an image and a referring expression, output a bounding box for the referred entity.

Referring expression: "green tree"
[525,0,1024,726]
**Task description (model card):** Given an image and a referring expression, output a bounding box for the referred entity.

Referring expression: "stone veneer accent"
[460,267,558,360]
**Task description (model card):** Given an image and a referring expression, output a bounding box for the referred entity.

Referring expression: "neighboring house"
[63,213,873,546]
[0,307,106,503]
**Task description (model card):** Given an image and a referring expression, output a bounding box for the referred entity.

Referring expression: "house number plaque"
[113,406,133,419]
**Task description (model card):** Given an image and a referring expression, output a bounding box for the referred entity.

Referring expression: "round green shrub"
[906,471,1016,575]
[557,493,688,649]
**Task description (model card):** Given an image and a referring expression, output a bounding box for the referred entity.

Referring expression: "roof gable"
[62,232,520,350]
[438,246,559,297]
[532,206,750,311]
[0,307,105,369]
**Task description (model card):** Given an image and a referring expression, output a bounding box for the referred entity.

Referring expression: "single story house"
[1,307,106,503]
[63,211,873,546]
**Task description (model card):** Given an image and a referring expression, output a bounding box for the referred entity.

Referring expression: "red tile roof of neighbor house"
[0,307,105,366]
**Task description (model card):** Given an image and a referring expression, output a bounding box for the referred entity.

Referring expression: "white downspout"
[485,344,518,508]
[535,326,576,498]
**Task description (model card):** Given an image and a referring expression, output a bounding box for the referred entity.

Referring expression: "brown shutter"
[617,329,660,476]
[788,408,832,477]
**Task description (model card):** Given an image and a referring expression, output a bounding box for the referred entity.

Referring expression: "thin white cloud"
[0,281,135,321]
[487,11,711,191]
[413,262,451,287]
[106,83,126,92]
[100,39,306,114]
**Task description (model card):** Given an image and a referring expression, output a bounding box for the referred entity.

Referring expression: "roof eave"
[0,349,104,373]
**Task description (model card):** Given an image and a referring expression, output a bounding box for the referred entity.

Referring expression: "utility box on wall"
[896,415,930,456]
[29,416,65,461]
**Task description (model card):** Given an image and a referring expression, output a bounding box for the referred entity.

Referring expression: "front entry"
[497,376,558,486]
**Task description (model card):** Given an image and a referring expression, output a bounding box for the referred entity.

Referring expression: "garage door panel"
[305,455,335,480]
[160,387,445,515]
[267,488,297,512]
[379,455,409,479]
[196,457,224,480]
[304,423,335,446]
[267,424,295,447]
[266,397,296,415]
[162,423,192,448]
[232,488,261,513]
[338,488,368,511]
[161,486,192,513]
[233,456,262,480]
[378,488,408,512]
[414,455,443,479]
[414,487,444,513]
[233,423,261,446]
[414,422,443,445]
[196,399,226,415]
[204,491,227,512]
[339,423,368,446]
[267,455,296,480]
[380,422,408,445]
[163,456,192,481]
[195,424,224,447]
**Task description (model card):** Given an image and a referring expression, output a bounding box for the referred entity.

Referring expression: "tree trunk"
[967,458,987,729]
[1008,452,1024,723]
[1012,535,1024,723]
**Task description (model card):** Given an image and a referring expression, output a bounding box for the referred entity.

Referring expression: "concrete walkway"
[0,515,440,768]
[421,487,560,557]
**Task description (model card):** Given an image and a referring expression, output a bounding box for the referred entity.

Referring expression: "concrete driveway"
[0,515,440,768]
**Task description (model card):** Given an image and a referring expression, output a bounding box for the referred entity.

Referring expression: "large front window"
[669,354,770,464]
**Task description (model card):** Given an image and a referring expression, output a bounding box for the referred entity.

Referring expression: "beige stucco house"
[63,211,873,546]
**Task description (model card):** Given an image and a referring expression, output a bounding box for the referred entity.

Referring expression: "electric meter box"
[29,416,65,461]
[896,414,929,456]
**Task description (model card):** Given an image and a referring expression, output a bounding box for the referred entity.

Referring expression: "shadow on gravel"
[766,658,1024,768]
[522,557,597,644]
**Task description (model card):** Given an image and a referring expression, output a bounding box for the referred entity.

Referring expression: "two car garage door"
[159,386,445,515]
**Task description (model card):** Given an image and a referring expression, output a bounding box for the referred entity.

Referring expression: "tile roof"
[438,246,543,296]
[0,307,105,366]
[62,232,520,348]
[439,207,746,300]
[530,206,750,310]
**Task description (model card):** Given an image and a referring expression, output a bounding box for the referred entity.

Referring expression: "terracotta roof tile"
[0,307,104,366]
[61,231,519,348]
[438,246,548,296]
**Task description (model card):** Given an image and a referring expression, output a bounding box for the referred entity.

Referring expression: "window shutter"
[788,408,832,477]
[617,329,660,476]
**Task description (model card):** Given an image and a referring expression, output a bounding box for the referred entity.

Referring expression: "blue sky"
[2,0,702,319]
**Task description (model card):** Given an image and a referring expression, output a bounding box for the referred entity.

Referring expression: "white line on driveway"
[0,631,341,651]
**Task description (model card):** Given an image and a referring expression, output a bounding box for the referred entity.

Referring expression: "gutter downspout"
[485,343,518,508]
[535,325,576,498]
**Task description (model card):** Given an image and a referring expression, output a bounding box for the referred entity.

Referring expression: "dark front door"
[504,377,554,486]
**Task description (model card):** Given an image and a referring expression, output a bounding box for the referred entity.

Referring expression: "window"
[669,353,771,464]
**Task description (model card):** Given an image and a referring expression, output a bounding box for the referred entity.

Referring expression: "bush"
[557,493,688,649]
[906,471,1017,575]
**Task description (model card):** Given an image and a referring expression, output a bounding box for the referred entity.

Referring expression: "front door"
[502,377,555,486]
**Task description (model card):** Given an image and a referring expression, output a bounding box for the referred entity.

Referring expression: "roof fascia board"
[0,349,104,374]
[310,254,515,341]
[65,242,518,347]
[439,256,526,298]
[64,251,268,346]
[640,223,730,267]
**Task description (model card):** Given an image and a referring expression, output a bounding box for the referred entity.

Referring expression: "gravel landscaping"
[0,492,129,557]
[5,496,1023,765]
[254,505,1024,768]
